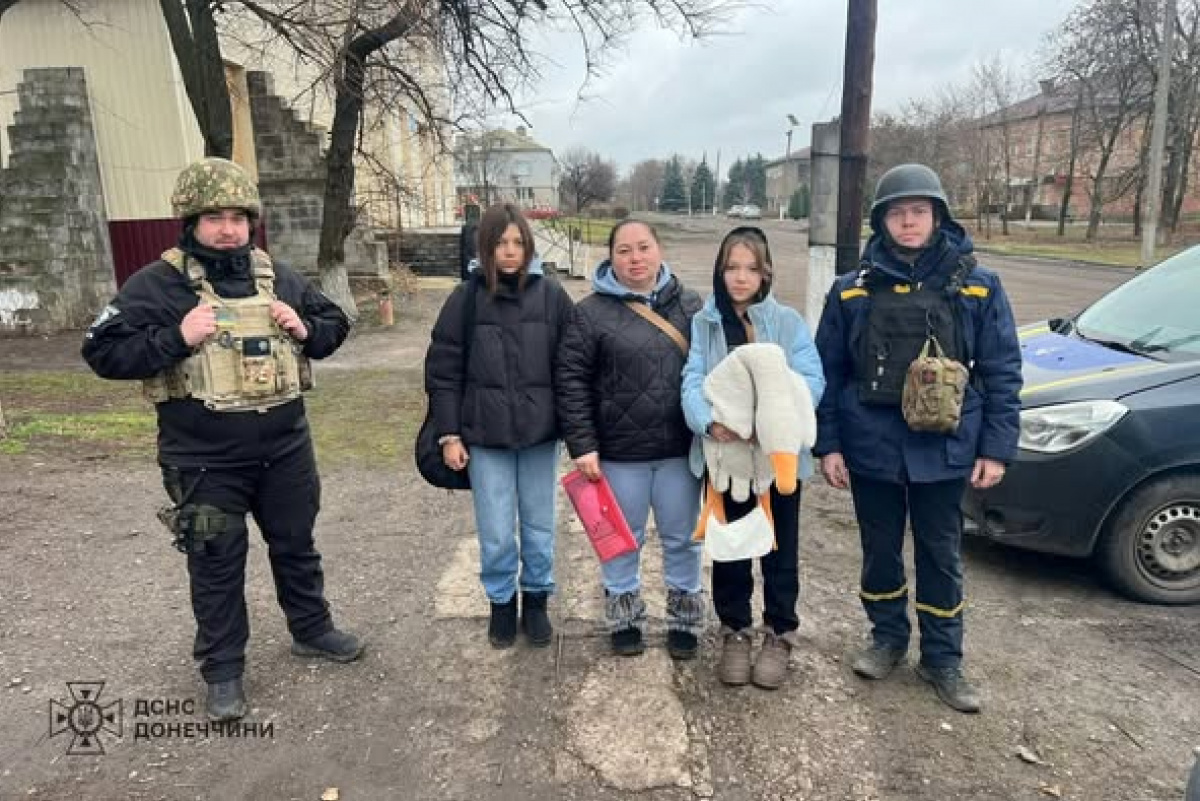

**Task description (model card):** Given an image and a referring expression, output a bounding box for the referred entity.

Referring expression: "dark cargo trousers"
[848,473,967,668]
[161,442,333,683]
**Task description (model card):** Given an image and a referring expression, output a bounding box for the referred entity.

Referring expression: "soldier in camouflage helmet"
[83,157,362,723]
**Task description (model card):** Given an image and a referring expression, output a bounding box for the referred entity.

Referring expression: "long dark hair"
[713,226,773,324]
[476,203,535,293]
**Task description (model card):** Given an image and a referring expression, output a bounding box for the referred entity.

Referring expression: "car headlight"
[1019,400,1129,454]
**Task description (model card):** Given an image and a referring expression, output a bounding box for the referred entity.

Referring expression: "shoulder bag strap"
[624,300,688,355]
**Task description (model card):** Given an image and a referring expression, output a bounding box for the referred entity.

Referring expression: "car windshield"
[1075,248,1200,362]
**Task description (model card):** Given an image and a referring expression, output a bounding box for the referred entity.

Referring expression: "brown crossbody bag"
[624,301,689,355]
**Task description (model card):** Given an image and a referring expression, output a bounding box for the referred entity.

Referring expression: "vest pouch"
[901,336,969,434]
[186,301,302,412]
[858,284,962,406]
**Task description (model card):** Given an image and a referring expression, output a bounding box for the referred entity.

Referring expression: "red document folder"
[560,470,638,563]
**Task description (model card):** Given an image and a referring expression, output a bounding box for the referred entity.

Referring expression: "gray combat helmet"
[870,163,949,230]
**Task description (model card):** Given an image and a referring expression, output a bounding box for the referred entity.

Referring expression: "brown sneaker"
[751,633,792,690]
[718,629,753,686]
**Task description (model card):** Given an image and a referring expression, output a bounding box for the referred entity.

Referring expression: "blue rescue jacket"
[682,293,827,480]
[812,221,1022,483]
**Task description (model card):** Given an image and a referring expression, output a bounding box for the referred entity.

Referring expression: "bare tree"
[626,159,665,212]
[159,0,733,314]
[974,55,1025,235]
[1050,0,1154,239]
[557,146,615,213]
[1057,83,1086,237]
[160,0,234,158]
[454,131,512,207]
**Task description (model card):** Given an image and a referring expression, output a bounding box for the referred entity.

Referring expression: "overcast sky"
[494,0,1077,173]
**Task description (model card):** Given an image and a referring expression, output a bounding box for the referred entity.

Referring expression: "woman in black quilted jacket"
[556,219,705,660]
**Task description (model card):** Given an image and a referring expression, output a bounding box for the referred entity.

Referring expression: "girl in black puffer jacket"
[424,204,574,649]
[556,219,705,660]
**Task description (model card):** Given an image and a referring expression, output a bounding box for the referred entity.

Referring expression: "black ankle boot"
[520,591,553,647]
[488,595,518,648]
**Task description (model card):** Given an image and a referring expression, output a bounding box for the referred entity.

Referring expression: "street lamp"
[781,113,799,219]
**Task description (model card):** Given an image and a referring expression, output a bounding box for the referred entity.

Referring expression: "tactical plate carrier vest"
[856,260,970,407]
[143,248,313,412]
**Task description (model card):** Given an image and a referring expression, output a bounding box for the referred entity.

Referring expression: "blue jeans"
[466,441,559,603]
[600,457,702,595]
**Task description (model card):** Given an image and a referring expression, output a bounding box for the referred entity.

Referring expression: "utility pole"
[835,0,877,274]
[1142,0,1175,266]
[807,121,840,326]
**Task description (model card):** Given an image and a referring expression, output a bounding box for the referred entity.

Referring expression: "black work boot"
[666,630,699,661]
[915,664,982,714]
[488,595,518,648]
[520,592,553,647]
[206,677,247,723]
[291,629,366,663]
[610,627,645,656]
[850,643,907,680]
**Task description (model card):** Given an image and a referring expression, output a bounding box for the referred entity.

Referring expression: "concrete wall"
[0,68,114,334]
[247,72,385,278]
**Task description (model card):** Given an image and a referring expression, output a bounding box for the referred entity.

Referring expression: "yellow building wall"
[0,0,204,220]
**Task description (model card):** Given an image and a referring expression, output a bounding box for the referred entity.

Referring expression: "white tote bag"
[704,503,775,562]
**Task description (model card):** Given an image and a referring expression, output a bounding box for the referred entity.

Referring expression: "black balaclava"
[179,216,255,280]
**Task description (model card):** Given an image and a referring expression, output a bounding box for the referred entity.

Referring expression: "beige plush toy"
[694,343,816,543]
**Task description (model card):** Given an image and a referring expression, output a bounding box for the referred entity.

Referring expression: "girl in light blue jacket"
[682,226,825,690]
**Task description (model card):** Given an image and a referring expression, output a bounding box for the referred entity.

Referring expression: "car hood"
[1018,324,1199,407]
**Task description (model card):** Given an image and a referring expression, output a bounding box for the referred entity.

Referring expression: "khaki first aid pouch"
[901,336,969,434]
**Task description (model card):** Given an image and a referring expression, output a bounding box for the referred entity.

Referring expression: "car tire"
[1096,474,1200,605]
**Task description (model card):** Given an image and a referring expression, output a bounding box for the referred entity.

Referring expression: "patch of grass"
[0,368,428,467]
[975,240,1187,267]
[299,370,425,467]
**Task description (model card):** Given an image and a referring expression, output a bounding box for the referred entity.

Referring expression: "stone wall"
[394,231,460,278]
[0,68,114,334]
[247,71,386,278]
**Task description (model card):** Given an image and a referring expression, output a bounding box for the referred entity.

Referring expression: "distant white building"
[454,127,559,213]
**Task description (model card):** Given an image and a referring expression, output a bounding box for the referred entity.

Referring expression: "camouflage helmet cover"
[171,157,262,219]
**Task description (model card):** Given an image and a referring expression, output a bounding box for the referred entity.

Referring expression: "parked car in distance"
[726,205,746,218]
[740,204,762,219]
[963,245,1200,605]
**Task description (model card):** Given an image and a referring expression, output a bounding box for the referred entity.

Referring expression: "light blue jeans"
[600,457,702,595]
[466,441,559,603]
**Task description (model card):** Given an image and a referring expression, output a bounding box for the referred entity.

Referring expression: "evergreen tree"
[788,184,811,219]
[744,154,768,207]
[725,159,746,208]
[689,157,716,213]
[660,156,687,212]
